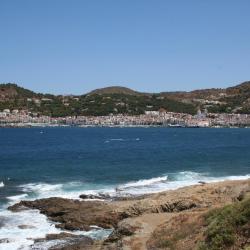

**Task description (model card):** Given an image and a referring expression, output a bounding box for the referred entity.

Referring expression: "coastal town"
[1,108,250,128]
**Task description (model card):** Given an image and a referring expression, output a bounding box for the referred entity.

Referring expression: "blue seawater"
[0,127,250,249]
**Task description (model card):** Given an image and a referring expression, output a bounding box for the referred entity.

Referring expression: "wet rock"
[8,197,121,231]
[79,193,111,200]
[50,239,94,250]
[18,224,36,229]
[33,233,94,250]
[34,232,76,242]
[7,204,29,212]
[198,181,206,185]
[0,216,8,228]
[0,238,10,243]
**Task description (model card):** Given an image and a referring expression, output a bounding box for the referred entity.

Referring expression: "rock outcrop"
[9,198,121,231]
[8,179,250,250]
[33,232,94,250]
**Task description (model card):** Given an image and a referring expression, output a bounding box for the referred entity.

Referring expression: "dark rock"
[198,181,206,185]
[79,193,111,200]
[0,238,10,243]
[18,224,36,229]
[0,216,8,228]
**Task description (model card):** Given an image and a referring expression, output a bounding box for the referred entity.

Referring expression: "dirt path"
[121,213,173,250]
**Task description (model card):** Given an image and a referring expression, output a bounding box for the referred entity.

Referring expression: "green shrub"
[200,198,250,250]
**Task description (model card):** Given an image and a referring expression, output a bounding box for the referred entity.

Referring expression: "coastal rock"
[118,199,198,218]
[198,181,206,185]
[33,233,94,250]
[79,193,111,200]
[7,179,250,250]
[0,238,10,244]
[18,224,36,229]
[8,197,121,231]
[105,221,137,243]
[0,216,8,228]
[34,232,78,242]
[156,199,197,213]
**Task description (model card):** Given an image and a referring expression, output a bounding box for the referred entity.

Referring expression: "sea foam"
[10,172,250,200]
[0,208,61,250]
[117,176,168,190]
[2,172,250,249]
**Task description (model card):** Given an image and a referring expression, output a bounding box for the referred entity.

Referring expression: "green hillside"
[1,81,250,117]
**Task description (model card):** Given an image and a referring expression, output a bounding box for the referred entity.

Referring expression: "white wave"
[7,172,250,202]
[0,207,112,250]
[2,183,114,250]
[173,171,205,181]
[114,172,250,196]
[21,182,64,193]
[2,172,249,249]
[10,182,115,201]
[117,176,168,190]
[0,181,4,188]
[82,227,112,240]
[0,208,61,250]
[7,194,29,206]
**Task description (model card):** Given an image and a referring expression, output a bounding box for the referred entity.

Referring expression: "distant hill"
[1,81,250,117]
[88,86,142,96]
[0,83,37,100]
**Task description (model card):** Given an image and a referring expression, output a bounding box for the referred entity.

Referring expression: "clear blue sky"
[0,0,249,94]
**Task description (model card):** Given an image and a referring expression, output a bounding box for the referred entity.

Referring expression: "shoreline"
[5,178,250,250]
[1,123,250,128]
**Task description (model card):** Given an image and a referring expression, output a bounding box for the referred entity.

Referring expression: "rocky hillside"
[1,81,250,116]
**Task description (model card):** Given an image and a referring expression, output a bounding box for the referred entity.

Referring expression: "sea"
[0,127,250,249]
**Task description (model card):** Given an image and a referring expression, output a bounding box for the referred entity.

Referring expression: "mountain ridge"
[1,81,250,97]
[1,81,250,116]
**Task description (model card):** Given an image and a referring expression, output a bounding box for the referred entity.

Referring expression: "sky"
[0,0,250,95]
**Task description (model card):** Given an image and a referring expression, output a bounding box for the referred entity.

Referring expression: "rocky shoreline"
[7,179,250,250]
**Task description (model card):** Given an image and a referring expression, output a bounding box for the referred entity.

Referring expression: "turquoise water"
[0,127,250,249]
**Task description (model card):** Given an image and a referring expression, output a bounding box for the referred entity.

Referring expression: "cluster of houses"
[1,108,250,128]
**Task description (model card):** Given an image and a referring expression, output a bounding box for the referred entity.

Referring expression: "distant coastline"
[1,111,250,128]
[1,81,250,118]
[1,124,250,128]
[2,81,250,128]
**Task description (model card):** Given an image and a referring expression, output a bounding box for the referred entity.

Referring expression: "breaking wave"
[117,176,168,190]
[2,171,249,250]
[7,172,250,202]
[0,207,111,250]
[0,181,4,188]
